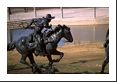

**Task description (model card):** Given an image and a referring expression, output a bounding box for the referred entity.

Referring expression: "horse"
[100,29,109,73]
[7,24,73,73]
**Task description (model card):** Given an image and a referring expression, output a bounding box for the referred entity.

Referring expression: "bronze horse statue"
[7,24,73,73]
[100,29,109,73]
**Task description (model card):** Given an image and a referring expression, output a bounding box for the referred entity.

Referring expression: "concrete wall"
[7,24,108,47]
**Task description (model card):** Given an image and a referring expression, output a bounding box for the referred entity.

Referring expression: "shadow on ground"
[69,58,102,64]
[7,64,108,74]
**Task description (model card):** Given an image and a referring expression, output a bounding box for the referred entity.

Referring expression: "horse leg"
[46,55,53,68]
[46,55,56,73]
[20,54,30,67]
[27,53,42,73]
[46,51,63,74]
[52,50,64,62]
[100,56,109,73]
[101,45,109,74]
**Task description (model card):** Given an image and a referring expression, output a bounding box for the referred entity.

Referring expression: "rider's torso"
[33,18,49,27]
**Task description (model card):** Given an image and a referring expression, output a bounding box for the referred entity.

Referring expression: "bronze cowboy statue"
[25,14,55,56]
[7,24,73,73]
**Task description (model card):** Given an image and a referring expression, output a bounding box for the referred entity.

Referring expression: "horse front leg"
[47,55,53,68]
[46,55,56,73]
[46,51,63,73]
[28,54,42,74]
[52,50,64,62]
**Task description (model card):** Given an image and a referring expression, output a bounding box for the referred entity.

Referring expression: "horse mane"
[53,24,62,33]
[50,24,70,36]
[46,24,62,37]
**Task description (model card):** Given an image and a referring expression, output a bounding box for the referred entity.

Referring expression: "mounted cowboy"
[25,14,55,56]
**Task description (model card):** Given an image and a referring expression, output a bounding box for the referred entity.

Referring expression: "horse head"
[62,24,73,42]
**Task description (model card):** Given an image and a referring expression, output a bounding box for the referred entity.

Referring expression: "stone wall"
[7,17,109,29]
[7,19,32,29]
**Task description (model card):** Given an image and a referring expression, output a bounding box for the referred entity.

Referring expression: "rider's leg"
[34,40,45,56]
[34,44,43,56]
[39,34,46,54]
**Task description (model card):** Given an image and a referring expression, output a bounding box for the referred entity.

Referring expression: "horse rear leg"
[28,54,41,73]
[20,54,30,67]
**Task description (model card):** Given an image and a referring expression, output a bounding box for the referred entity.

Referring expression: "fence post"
[7,29,12,43]
[33,7,37,18]
[94,7,96,19]
[93,26,95,42]
[93,8,96,42]
[60,7,63,18]
[7,8,10,21]
[24,7,28,12]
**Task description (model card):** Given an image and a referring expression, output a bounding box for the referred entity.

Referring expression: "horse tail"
[7,42,16,51]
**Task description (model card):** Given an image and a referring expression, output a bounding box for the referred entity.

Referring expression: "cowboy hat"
[46,14,55,19]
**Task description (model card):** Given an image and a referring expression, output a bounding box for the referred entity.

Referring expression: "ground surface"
[7,43,109,74]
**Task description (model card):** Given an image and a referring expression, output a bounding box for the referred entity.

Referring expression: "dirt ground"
[7,42,109,74]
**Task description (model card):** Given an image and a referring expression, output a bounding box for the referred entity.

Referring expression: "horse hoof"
[32,65,42,74]
[48,68,55,74]
[32,67,39,74]
[20,60,26,64]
